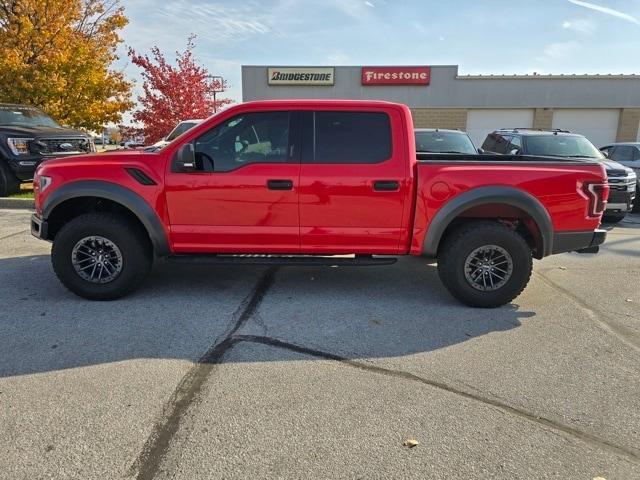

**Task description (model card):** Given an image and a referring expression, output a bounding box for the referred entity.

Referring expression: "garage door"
[552,109,619,148]
[466,109,534,148]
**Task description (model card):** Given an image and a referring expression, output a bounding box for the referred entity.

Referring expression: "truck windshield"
[166,121,199,141]
[415,131,476,154]
[525,135,604,159]
[0,106,60,128]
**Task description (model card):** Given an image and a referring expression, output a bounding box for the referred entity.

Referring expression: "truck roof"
[415,128,466,134]
[239,99,403,109]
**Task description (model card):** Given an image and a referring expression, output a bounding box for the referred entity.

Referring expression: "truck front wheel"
[52,212,152,300]
[437,222,533,308]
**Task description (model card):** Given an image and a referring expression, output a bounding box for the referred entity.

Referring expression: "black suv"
[0,104,94,196]
[481,129,637,223]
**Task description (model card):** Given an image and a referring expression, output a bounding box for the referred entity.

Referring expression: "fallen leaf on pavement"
[403,439,419,448]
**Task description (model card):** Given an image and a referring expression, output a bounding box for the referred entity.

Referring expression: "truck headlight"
[7,137,34,156]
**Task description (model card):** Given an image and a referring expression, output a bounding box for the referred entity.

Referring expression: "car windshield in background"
[415,131,476,154]
[525,135,604,159]
[0,106,60,128]
[165,121,199,142]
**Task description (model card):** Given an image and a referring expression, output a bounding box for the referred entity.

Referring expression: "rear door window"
[303,111,392,164]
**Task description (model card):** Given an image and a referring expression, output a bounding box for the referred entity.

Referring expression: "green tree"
[0,0,133,130]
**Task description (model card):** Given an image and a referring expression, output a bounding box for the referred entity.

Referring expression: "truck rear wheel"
[52,212,152,300]
[437,222,533,308]
[0,162,20,197]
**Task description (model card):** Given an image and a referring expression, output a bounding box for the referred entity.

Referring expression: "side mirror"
[477,147,485,154]
[174,143,196,172]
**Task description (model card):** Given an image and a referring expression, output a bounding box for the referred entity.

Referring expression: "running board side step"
[167,254,397,267]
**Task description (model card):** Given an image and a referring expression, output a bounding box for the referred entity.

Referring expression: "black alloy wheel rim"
[71,236,123,284]
[463,244,514,292]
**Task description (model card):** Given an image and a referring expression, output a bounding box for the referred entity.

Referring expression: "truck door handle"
[267,179,293,190]
[373,180,399,192]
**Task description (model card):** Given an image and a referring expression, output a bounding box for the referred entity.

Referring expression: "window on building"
[304,111,392,164]
[194,111,291,172]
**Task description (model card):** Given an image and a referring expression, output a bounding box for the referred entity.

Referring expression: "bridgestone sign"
[268,67,335,85]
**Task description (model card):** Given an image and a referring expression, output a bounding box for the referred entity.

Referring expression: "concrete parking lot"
[0,208,639,479]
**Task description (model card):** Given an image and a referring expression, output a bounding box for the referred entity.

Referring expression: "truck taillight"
[582,182,608,217]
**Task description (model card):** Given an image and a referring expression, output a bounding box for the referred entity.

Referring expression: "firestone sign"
[361,66,431,85]
[268,67,334,86]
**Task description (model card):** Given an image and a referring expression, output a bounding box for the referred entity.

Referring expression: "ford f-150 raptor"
[30,100,608,307]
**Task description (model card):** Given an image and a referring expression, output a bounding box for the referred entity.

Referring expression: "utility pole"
[208,75,225,113]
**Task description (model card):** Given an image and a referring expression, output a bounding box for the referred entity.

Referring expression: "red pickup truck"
[30,100,608,307]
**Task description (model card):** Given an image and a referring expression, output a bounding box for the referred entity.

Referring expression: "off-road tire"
[437,221,533,308]
[0,161,20,197]
[52,212,152,300]
[602,212,627,224]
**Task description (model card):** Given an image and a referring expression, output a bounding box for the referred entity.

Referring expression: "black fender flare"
[42,180,170,256]
[422,186,553,258]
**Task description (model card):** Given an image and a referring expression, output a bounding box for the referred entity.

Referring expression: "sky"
[120,0,640,103]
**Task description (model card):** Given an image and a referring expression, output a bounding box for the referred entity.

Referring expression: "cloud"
[365,1,375,7]
[562,18,596,33]
[326,51,351,64]
[535,40,581,63]
[567,0,640,25]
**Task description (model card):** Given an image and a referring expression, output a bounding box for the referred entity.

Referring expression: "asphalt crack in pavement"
[128,267,278,480]
[237,334,640,466]
[535,271,640,354]
[0,229,29,241]
[128,265,639,479]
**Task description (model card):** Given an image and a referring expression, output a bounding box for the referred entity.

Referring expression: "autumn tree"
[128,36,232,144]
[0,0,132,130]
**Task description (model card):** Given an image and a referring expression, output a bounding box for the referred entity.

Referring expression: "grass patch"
[9,183,34,199]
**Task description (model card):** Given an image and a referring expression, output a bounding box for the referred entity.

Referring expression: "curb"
[0,198,35,210]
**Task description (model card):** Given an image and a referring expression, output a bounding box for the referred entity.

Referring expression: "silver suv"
[600,143,640,213]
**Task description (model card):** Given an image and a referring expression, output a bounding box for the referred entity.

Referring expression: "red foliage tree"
[128,36,232,144]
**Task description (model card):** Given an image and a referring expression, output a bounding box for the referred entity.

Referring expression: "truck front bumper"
[552,229,607,255]
[31,214,49,241]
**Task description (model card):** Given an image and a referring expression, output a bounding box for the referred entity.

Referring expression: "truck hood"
[601,158,633,176]
[0,124,88,138]
[44,149,150,165]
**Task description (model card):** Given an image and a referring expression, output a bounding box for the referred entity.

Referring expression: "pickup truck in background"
[30,100,608,307]
[0,103,94,196]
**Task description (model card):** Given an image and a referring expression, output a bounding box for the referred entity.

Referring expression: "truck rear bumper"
[552,229,606,255]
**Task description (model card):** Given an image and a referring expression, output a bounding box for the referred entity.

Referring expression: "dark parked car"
[0,103,94,196]
[415,128,480,154]
[600,143,640,212]
[481,129,636,223]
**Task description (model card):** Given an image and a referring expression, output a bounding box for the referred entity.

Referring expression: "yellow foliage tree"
[0,0,133,130]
